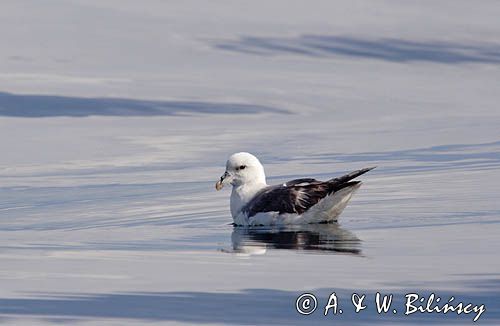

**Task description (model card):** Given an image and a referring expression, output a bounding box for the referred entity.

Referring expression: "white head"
[215,152,267,190]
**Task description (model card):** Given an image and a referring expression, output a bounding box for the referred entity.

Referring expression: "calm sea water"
[1,1,500,325]
[1,108,498,325]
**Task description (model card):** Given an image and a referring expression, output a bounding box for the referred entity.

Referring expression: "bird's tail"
[327,166,375,193]
[303,167,375,223]
[302,182,362,223]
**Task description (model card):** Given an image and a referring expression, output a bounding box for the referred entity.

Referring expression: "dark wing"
[284,178,319,186]
[242,167,375,217]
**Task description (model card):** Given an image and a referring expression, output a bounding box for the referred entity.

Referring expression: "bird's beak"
[215,171,232,191]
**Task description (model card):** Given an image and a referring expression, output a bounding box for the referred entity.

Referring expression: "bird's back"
[238,167,375,224]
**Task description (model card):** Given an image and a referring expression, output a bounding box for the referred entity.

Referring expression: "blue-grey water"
[1,1,500,325]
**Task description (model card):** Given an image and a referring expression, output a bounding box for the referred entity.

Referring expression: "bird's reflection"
[225,223,362,256]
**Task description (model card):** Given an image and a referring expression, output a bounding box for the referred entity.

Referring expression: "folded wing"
[242,167,375,217]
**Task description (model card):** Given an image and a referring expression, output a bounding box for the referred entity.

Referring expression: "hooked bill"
[215,180,224,191]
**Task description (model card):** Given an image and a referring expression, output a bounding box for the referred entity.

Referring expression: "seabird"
[215,152,375,226]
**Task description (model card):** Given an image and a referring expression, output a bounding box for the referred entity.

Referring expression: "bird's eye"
[239,165,246,170]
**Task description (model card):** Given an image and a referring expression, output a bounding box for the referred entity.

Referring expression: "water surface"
[1,1,499,325]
